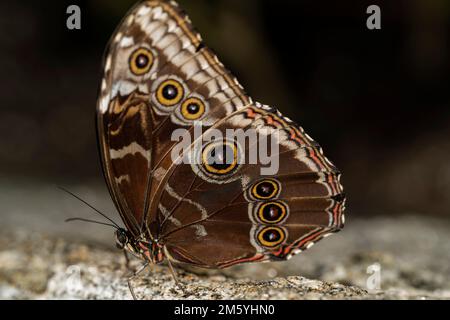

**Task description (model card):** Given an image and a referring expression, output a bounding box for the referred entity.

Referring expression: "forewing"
[97,0,252,235]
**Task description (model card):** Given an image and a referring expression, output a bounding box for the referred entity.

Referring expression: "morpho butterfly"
[96,0,345,285]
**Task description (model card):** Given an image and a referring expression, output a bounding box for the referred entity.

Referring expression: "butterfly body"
[97,0,345,270]
[114,229,163,264]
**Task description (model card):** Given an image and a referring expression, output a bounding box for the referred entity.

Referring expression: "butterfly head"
[114,228,132,250]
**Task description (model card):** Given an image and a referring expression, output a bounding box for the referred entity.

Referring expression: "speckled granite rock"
[0,230,366,300]
[1,182,449,300]
[1,215,450,300]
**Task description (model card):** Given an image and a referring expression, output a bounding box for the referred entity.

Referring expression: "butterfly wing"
[97,1,251,236]
[97,0,345,268]
[154,104,345,268]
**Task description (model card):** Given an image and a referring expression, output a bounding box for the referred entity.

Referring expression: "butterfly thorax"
[116,229,164,264]
[133,239,165,264]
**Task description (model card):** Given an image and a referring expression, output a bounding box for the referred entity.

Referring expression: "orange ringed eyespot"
[202,141,239,175]
[181,97,206,120]
[257,227,286,248]
[129,48,154,75]
[156,79,184,106]
[251,179,279,200]
[257,201,287,224]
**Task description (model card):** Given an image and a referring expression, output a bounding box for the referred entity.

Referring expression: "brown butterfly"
[96,0,345,293]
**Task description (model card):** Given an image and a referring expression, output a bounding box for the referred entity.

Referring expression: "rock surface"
[1,214,450,300]
[1,185,449,300]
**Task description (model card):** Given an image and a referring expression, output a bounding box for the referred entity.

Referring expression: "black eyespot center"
[135,53,149,68]
[257,182,275,197]
[162,84,178,100]
[187,102,200,114]
[263,204,282,221]
[263,229,282,242]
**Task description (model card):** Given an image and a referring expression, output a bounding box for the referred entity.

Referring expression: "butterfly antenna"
[65,218,119,229]
[58,186,121,229]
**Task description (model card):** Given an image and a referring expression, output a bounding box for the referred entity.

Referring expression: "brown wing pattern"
[153,104,345,268]
[97,0,346,268]
[97,0,251,235]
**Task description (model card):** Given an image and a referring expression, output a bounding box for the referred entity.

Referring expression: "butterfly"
[96,0,345,286]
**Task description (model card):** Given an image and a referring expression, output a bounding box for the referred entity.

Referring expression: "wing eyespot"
[202,140,239,175]
[257,201,288,224]
[129,48,154,75]
[257,226,286,248]
[156,79,185,107]
[251,179,280,200]
[180,97,206,120]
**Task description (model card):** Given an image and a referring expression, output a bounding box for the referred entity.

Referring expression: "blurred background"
[0,0,449,242]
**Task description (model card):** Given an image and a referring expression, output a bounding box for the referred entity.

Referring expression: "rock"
[0,230,366,300]
[1,187,450,301]
[1,215,450,300]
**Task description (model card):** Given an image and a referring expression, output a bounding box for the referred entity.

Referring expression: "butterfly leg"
[163,246,180,285]
[166,257,179,285]
[123,250,132,271]
[166,257,193,297]
[127,262,150,300]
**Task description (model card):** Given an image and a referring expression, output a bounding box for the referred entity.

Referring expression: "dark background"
[1,0,449,223]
